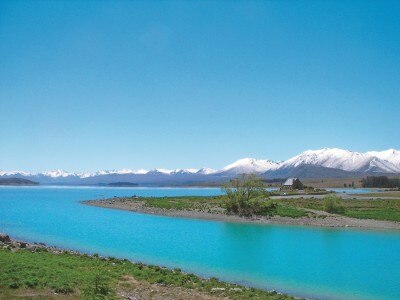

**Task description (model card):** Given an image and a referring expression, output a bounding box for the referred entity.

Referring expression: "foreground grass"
[280,198,400,222]
[137,196,308,218]
[0,248,293,299]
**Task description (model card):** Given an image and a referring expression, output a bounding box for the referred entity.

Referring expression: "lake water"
[327,188,383,194]
[0,186,399,300]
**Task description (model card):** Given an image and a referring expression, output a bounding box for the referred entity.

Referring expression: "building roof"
[283,178,299,186]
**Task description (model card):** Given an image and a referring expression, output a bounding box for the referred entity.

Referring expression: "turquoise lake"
[0,186,399,299]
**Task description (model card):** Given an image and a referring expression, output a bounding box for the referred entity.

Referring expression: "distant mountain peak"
[218,157,279,175]
[197,167,215,175]
[42,170,72,178]
[1,147,399,184]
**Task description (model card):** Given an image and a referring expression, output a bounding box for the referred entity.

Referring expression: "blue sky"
[1,0,399,172]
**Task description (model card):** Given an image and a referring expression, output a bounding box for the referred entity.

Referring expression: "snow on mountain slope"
[42,170,74,178]
[279,148,400,173]
[197,167,216,175]
[366,157,400,173]
[171,169,199,175]
[279,148,371,171]
[147,169,174,175]
[1,148,400,183]
[218,158,280,175]
[367,149,400,168]
[0,170,32,177]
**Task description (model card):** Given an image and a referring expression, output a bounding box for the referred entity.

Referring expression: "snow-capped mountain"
[42,170,74,178]
[197,167,216,175]
[0,170,32,177]
[366,149,400,169]
[279,148,400,173]
[217,158,280,175]
[1,148,400,185]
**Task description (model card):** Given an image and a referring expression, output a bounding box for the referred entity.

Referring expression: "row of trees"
[361,176,400,188]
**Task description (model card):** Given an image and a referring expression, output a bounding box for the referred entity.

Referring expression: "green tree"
[222,174,274,216]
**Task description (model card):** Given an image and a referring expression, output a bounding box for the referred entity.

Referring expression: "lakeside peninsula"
[84,176,400,230]
[0,178,39,186]
[84,192,400,230]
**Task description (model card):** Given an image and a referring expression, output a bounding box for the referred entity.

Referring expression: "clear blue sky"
[1,0,399,172]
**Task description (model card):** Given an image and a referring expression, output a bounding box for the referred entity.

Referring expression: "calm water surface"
[0,186,399,300]
[327,188,384,194]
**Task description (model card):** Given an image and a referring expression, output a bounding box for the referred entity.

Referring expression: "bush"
[323,195,345,214]
[223,175,275,217]
[224,195,276,217]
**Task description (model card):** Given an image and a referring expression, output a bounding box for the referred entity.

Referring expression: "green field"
[0,248,293,299]
[279,198,400,222]
[130,195,400,222]
[139,195,224,211]
[134,196,308,218]
[354,191,400,198]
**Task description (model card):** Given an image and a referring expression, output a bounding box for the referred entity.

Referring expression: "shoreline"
[83,198,400,231]
[0,233,298,300]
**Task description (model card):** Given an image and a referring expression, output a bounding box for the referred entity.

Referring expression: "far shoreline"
[82,197,400,231]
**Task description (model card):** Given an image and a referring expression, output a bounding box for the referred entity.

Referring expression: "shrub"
[223,175,274,217]
[323,195,345,214]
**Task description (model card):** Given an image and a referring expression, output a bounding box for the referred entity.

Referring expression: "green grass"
[279,198,400,222]
[127,195,400,222]
[139,196,225,211]
[273,205,309,218]
[0,248,294,299]
[130,196,308,218]
[354,191,400,198]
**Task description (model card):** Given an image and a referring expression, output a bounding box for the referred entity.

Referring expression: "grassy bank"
[0,247,293,299]
[114,194,400,222]
[280,198,400,222]
[135,196,308,218]
[131,195,400,222]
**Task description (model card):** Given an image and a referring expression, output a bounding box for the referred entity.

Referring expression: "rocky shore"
[83,198,400,230]
[0,233,80,255]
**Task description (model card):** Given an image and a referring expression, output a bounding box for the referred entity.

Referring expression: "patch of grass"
[135,196,307,219]
[279,198,400,222]
[128,195,400,222]
[274,205,308,218]
[138,196,225,211]
[343,209,400,222]
[0,248,294,299]
[354,191,400,198]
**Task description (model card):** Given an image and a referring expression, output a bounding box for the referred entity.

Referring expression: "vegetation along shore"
[84,176,400,230]
[0,234,296,300]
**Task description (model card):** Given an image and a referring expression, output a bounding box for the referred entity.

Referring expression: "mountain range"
[1,148,399,185]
